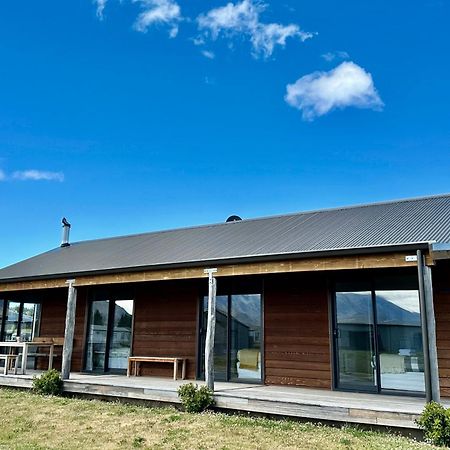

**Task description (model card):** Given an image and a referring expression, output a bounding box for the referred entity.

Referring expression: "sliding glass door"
[108,300,134,371]
[334,275,424,394]
[200,293,262,382]
[335,291,377,392]
[375,290,424,392]
[85,295,134,373]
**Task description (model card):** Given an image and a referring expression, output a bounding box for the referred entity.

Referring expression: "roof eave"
[0,242,430,285]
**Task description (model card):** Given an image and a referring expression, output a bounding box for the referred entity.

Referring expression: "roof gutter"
[0,242,430,285]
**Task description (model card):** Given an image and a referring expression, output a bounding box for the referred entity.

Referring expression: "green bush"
[416,401,450,446]
[32,369,64,396]
[177,383,214,413]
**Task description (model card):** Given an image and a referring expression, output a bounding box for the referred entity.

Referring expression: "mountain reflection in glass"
[336,292,377,391]
[335,289,424,393]
[85,300,109,371]
[85,299,134,372]
[108,300,133,370]
[376,290,424,392]
[201,294,261,382]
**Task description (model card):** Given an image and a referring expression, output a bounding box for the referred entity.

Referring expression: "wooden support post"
[61,279,77,380]
[423,260,440,402]
[204,268,217,392]
[417,250,440,402]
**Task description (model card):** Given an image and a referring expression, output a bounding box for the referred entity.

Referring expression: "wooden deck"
[0,371,432,430]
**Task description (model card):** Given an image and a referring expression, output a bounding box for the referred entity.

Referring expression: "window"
[199,289,262,383]
[0,299,41,342]
[333,272,424,394]
[84,289,134,373]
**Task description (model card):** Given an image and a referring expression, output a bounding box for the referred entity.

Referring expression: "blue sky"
[0,0,449,268]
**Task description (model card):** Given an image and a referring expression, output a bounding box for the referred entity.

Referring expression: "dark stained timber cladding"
[432,261,450,398]
[36,287,87,372]
[264,273,332,389]
[132,280,199,379]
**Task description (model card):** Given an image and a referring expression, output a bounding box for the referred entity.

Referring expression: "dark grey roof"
[1,193,450,282]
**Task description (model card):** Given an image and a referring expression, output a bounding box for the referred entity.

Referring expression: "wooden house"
[1,193,449,404]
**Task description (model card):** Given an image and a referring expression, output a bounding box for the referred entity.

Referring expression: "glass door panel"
[376,290,425,393]
[0,300,4,338]
[335,292,377,391]
[214,296,229,380]
[4,301,20,341]
[200,293,262,382]
[20,303,41,342]
[85,300,110,371]
[201,296,229,380]
[230,294,262,381]
[108,300,134,370]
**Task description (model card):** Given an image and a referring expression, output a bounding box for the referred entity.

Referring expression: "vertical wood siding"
[132,280,199,379]
[433,261,450,397]
[37,287,87,372]
[264,274,332,388]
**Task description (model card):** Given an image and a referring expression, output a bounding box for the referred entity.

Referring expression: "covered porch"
[0,370,432,431]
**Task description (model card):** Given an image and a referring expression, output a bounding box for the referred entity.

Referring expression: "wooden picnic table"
[0,339,64,375]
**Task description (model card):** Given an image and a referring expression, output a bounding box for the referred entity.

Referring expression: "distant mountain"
[336,293,420,326]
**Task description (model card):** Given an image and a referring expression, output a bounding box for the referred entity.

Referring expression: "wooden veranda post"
[417,250,440,402]
[204,268,217,392]
[61,279,77,380]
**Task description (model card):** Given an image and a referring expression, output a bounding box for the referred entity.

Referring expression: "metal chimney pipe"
[61,217,71,247]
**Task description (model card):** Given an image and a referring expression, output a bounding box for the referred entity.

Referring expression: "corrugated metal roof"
[1,193,450,282]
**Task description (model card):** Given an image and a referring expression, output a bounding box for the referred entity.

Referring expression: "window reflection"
[376,290,424,392]
[108,300,133,370]
[4,302,21,341]
[336,292,376,390]
[85,300,109,371]
[334,285,424,394]
[85,298,134,372]
[201,293,262,382]
[230,295,261,381]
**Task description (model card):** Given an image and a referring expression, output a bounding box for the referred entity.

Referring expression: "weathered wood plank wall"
[264,273,332,388]
[36,287,87,372]
[132,280,198,379]
[432,261,450,397]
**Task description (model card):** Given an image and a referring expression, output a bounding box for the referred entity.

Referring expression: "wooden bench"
[127,357,186,380]
[0,354,19,375]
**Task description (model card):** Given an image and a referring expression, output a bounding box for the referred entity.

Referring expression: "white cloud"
[12,170,65,182]
[201,50,215,59]
[285,61,384,121]
[133,0,182,37]
[94,0,108,20]
[321,50,349,62]
[197,0,314,58]
[192,36,206,46]
[0,169,5,181]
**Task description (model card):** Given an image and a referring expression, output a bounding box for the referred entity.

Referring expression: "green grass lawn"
[0,388,436,450]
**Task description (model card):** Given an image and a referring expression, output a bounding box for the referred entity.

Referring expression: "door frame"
[83,287,135,374]
[332,287,379,393]
[332,273,425,397]
[197,277,264,384]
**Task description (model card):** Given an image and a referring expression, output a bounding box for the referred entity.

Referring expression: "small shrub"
[32,369,63,396]
[177,383,214,413]
[416,401,450,446]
